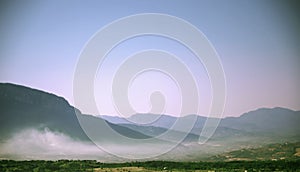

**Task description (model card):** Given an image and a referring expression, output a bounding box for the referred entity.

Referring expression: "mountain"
[221,107,300,134]
[106,109,300,135]
[102,114,178,129]
[0,82,299,160]
[102,108,300,144]
[0,83,149,141]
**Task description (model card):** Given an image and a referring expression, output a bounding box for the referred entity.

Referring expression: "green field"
[1,160,300,172]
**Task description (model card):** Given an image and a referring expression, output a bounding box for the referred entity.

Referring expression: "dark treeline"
[0,160,299,171]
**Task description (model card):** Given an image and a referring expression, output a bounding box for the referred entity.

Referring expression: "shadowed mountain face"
[0,83,149,142]
[0,82,299,160]
[0,83,84,140]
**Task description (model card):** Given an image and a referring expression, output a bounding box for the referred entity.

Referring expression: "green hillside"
[208,142,300,161]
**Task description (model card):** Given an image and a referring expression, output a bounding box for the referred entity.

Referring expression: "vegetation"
[207,142,300,161]
[0,159,299,172]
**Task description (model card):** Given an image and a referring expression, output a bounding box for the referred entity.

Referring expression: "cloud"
[0,128,177,161]
[0,128,113,160]
[0,127,209,161]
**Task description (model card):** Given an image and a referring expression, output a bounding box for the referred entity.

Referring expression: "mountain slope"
[0,83,150,141]
[208,142,300,161]
[220,107,300,136]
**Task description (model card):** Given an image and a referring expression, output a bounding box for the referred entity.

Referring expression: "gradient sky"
[0,0,299,117]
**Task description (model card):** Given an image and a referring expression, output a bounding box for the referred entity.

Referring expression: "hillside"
[208,142,300,161]
[0,83,150,141]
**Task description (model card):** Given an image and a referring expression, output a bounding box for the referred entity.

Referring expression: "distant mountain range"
[102,107,300,143]
[0,82,299,160]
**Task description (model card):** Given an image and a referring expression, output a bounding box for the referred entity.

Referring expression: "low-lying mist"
[0,128,118,161]
[0,128,201,161]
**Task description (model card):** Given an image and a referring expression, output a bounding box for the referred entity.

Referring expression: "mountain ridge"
[1,82,299,141]
[2,82,298,119]
[1,82,300,160]
[0,82,150,142]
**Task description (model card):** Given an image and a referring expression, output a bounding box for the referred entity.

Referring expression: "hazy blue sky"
[0,0,299,117]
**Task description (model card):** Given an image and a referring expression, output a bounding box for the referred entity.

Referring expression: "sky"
[0,0,299,117]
